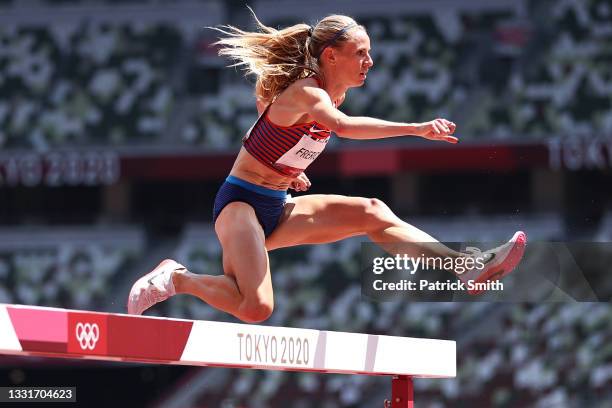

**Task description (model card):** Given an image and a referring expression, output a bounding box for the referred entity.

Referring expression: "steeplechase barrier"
[0,304,456,407]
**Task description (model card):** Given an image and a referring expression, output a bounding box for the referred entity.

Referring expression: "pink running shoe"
[127,259,186,315]
[458,231,527,295]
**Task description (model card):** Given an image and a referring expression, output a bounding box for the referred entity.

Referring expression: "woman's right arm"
[297,83,458,143]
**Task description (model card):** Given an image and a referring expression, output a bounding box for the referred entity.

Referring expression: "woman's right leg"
[172,202,274,323]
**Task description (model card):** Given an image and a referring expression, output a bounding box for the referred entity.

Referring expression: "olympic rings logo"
[75,322,100,350]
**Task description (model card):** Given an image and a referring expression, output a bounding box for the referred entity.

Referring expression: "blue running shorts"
[213,175,287,237]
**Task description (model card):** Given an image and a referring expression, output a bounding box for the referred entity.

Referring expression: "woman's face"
[329,28,373,88]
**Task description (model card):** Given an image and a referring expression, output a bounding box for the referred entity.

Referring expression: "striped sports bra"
[242,100,333,178]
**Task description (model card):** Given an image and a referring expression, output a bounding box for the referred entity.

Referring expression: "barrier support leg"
[390,375,414,408]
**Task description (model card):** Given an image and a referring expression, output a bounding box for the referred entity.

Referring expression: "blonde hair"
[213,10,363,104]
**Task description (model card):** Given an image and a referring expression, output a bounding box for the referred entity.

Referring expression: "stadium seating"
[0,21,181,148]
[0,226,144,309]
[1,1,609,149]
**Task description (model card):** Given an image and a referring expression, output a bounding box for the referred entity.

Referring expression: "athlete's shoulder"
[287,77,331,104]
[287,77,321,94]
[293,76,320,88]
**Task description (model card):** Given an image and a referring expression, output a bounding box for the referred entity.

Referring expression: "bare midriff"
[228,147,295,191]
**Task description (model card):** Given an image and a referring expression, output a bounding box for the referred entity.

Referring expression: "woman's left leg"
[265,194,463,260]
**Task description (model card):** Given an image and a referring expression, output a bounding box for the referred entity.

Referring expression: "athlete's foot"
[127,259,187,315]
[458,231,527,295]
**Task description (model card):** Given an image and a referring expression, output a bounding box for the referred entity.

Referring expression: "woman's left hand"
[290,172,311,192]
[415,118,458,144]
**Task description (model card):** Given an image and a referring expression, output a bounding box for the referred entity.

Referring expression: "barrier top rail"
[0,303,455,378]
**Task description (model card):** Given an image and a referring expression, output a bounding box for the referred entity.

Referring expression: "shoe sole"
[468,231,527,295]
[127,259,178,315]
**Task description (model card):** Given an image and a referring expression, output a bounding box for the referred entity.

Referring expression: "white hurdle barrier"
[0,304,456,407]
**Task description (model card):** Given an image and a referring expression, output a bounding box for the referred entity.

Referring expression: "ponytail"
[213,9,362,104]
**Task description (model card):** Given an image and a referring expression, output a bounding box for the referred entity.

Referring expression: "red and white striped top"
[243,107,333,178]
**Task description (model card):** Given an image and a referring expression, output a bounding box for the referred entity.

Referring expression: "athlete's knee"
[365,197,387,213]
[239,302,274,323]
[239,296,274,323]
[362,197,393,229]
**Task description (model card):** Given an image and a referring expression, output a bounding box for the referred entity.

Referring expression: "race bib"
[275,134,330,169]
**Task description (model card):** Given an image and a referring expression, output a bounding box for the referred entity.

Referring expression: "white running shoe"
[127,259,186,315]
[458,231,527,295]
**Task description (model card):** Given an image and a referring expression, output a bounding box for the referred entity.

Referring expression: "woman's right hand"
[414,119,458,144]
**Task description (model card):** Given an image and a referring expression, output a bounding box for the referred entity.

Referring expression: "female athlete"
[128,13,526,322]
